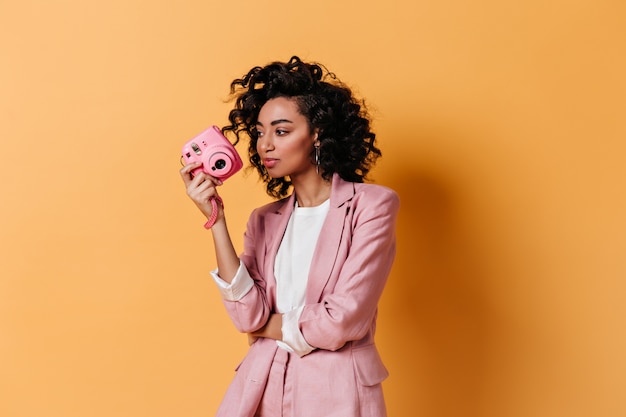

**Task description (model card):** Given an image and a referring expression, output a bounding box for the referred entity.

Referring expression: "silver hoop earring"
[315,146,320,174]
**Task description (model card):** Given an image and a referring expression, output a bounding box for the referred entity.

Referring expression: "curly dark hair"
[223,56,381,199]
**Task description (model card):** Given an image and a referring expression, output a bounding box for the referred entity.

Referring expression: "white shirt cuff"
[210,260,254,301]
[278,306,315,357]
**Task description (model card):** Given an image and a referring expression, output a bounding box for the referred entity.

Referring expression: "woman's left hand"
[247,334,259,346]
[247,313,283,344]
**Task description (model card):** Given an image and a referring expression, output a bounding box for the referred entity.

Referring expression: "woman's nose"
[258,136,274,151]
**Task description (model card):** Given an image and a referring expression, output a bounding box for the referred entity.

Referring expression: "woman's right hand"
[180,162,225,224]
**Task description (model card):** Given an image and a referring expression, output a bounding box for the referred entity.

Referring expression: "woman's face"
[256,97,318,179]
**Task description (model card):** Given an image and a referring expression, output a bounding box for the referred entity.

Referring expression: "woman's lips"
[263,158,278,168]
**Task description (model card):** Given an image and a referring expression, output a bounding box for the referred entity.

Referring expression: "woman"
[180,56,399,417]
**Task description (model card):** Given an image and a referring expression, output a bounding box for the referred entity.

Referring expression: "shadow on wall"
[380,162,497,417]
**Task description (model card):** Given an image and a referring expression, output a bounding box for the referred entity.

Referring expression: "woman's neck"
[291,174,332,207]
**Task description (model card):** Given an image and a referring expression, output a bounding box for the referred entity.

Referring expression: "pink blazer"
[216,174,400,417]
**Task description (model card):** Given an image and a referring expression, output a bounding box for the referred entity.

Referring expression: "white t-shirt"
[274,199,329,354]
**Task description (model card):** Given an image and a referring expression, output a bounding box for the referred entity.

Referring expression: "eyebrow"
[256,119,294,127]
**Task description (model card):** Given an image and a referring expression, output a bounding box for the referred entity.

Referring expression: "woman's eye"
[276,129,288,136]
[256,131,264,138]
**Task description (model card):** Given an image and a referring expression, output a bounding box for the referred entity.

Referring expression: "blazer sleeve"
[220,207,272,333]
[299,186,400,351]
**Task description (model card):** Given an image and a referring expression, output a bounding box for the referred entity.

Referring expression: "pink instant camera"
[181,126,243,180]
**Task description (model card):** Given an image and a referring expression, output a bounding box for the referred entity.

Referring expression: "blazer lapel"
[305,175,355,303]
[263,194,296,297]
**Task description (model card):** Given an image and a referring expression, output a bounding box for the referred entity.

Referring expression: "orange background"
[1,1,624,416]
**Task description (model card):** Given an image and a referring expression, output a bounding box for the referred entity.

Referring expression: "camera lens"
[215,159,226,170]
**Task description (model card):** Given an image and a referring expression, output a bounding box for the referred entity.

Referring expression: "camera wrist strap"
[203,196,223,229]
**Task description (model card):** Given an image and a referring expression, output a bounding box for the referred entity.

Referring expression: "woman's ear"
[313,128,320,146]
